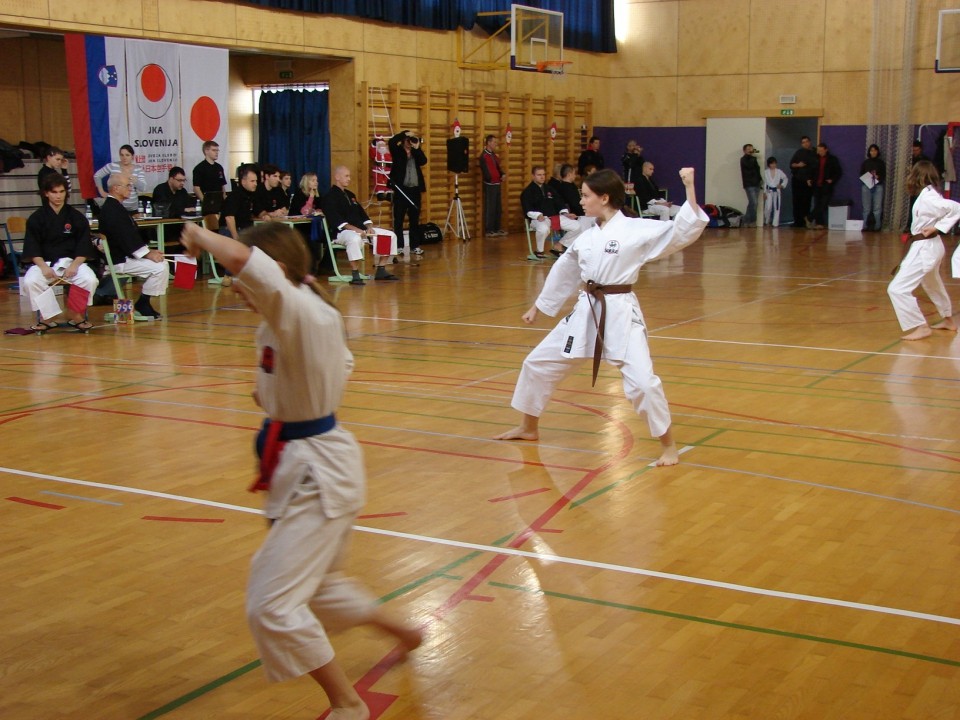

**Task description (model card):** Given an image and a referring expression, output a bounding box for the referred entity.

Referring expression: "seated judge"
[21,173,99,331]
[98,173,168,318]
[150,166,192,244]
[321,165,398,285]
[520,165,585,258]
[216,165,259,287]
[253,163,289,220]
[635,161,680,221]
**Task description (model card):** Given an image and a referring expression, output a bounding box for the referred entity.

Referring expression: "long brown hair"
[240,223,336,308]
[907,159,940,196]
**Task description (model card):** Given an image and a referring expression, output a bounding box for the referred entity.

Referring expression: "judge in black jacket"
[98,173,168,318]
[321,165,398,285]
[388,130,427,255]
[21,173,98,331]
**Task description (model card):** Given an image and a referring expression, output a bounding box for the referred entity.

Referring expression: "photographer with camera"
[389,130,428,256]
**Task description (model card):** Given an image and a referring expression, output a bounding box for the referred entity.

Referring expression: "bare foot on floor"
[931,317,958,332]
[902,326,932,341]
[494,427,539,441]
[655,446,680,466]
[329,703,370,720]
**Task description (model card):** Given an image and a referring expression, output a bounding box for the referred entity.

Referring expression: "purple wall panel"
[595,126,706,204]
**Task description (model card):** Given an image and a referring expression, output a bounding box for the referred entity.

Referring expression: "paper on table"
[860,172,877,189]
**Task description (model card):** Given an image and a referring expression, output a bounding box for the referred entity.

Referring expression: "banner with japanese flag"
[125,39,181,193]
[179,45,229,195]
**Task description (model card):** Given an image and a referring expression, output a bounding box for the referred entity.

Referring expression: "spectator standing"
[810,142,842,228]
[859,144,886,232]
[790,136,818,228]
[94,145,145,213]
[479,135,506,236]
[388,130,427,256]
[740,144,761,227]
[577,136,605,177]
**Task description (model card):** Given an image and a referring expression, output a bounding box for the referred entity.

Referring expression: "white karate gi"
[528,212,585,252]
[21,258,99,319]
[644,200,681,222]
[511,202,708,437]
[763,168,788,227]
[888,185,960,331]
[336,225,397,261]
[113,256,169,296]
[240,248,377,683]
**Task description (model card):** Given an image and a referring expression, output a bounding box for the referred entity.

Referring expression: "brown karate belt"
[584,280,633,387]
[891,232,928,276]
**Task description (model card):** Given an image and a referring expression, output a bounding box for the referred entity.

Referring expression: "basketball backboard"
[936,9,960,72]
[510,4,564,72]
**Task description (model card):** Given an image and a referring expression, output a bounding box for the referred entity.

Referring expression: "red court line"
[339,398,636,714]
[488,488,551,503]
[7,496,65,510]
[358,512,408,519]
[142,516,225,523]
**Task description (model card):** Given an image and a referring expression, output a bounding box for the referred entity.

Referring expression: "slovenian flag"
[65,34,129,198]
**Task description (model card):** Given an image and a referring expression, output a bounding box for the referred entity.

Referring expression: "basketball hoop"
[536,60,571,75]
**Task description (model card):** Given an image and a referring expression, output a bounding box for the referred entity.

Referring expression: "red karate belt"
[251,415,337,492]
[584,280,633,387]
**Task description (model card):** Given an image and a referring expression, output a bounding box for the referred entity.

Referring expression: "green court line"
[487,581,960,668]
[135,660,262,720]
[804,340,904,389]
[702,442,960,476]
[135,531,515,719]
[569,467,654,509]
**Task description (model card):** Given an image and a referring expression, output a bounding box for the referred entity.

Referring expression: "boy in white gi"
[496,168,708,466]
[887,160,960,341]
[763,157,788,227]
[179,221,421,720]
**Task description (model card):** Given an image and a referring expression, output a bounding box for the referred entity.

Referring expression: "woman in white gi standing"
[179,222,421,720]
[495,168,708,466]
[887,160,959,341]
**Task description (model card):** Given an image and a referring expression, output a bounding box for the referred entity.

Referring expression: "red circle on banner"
[190,96,221,141]
[140,64,166,102]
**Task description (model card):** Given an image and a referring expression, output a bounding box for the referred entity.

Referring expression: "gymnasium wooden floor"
[2,224,960,720]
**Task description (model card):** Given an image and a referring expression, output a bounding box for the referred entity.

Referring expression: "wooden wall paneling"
[749,0,826,75]
[678,0,750,77]
[823,0,875,72]
[359,81,371,202]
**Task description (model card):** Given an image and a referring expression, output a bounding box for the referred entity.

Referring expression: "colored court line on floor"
[142,516,225,523]
[6,495,64,510]
[488,488,551,503]
[358,512,408,519]
[40,490,123,506]
[135,660,262,720]
[488,581,960,668]
[803,339,902,389]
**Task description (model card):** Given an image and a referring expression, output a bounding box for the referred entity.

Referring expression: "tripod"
[443,174,471,242]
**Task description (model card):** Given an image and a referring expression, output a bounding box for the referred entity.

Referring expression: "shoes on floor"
[220,276,233,287]
[375,272,399,281]
[412,248,424,256]
[349,277,365,286]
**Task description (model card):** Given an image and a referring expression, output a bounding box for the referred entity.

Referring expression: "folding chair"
[524,219,563,262]
[96,235,134,301]
[200,216,223,285]
[322,217,368,283]
[3,216,27,292]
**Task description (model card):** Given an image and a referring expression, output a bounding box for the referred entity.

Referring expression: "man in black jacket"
[740,144,761,227]
[790,136,818,228]
[98,174,168,318]
[388,130,427,255]
[521,166,584,257]
[810,142,842,228]
[322,165,398,285]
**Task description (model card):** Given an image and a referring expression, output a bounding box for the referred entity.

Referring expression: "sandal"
[30,320,59,332]
[68,320,94,332]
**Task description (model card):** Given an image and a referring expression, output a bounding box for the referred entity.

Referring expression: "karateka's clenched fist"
[679,167,695,186]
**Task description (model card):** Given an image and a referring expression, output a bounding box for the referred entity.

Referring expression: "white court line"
[3,464,959,628]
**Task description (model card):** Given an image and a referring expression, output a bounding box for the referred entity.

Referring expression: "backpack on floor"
[416,222,443,244]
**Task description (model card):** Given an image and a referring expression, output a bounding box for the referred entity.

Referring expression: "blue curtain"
[235,0,615,53]
[258,89,331,191]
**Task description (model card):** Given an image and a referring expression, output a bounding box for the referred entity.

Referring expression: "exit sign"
[780,108,795,116]
[279,70,294,79]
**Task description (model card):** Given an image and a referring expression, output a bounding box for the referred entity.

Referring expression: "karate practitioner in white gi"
[887,160,960,341]
[496,167,708,466]
[179,221,421,720]
[763,157,788,227]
